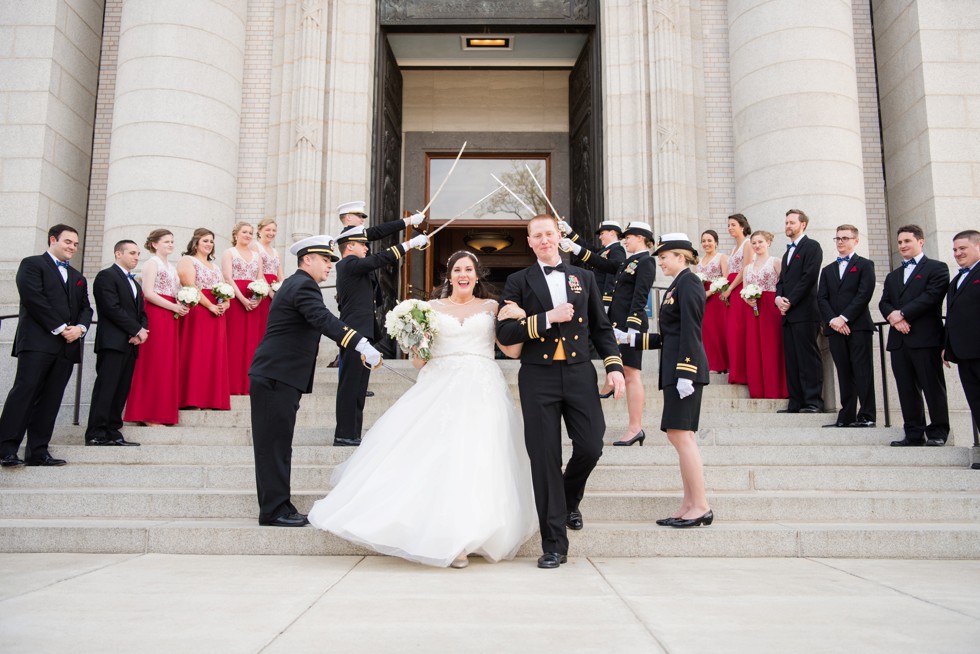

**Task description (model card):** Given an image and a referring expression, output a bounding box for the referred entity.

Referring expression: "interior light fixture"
[463,232,514,253]
[462,35,513,51]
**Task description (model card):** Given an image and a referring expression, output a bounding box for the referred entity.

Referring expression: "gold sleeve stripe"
[527,315,538,340]
[389,245,402,261]
[641,334,650,350]
[676,363,698,373]
[602,295,613,301]
[626,316,642,325]
[340,330,357,348]
[603,355,623,367]
[581,250,591,262]
[571,233,580,242]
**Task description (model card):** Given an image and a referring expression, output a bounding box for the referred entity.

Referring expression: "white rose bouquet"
[271,281,282,293]
[695,271,709,284]
[247,279,271,301]
[385,299,439,361]
[175,285,201,319]
[212,282,235,305]
[709,277,730,305]
[740,283,763,317]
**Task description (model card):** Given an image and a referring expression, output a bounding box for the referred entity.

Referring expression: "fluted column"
[729,0,867,253]
[102,0,247,262]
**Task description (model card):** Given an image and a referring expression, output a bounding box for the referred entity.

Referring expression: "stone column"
[101,0,247,264]
[729,0,867,255]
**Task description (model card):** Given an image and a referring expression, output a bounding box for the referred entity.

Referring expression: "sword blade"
[419,141,467,217]
[380,363,417,384]
[426,183,506,240]
[490,173,535,216]
[524,164,561,220]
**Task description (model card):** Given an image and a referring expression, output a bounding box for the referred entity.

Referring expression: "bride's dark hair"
[438,250,496,300]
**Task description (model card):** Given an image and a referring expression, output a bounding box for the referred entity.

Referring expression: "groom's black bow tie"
[543,263,566,275]
[902,259,917,268]
[126,272,136,280]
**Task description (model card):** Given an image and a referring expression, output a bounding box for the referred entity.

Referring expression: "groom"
[497,214,626,569]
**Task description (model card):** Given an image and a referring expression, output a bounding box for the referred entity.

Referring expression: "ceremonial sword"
[523,164,573,251]
[424,183,507,240]
[489,173,535,216]
[413,141,467,236]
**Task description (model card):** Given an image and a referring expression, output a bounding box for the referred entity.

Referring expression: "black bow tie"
[959,267,970,274]
[786,243,795,250]
[127,272,136,280]
[543,263,566,275]
[55,260,69,269]
[836,256,850,264]
[902,259,917,268]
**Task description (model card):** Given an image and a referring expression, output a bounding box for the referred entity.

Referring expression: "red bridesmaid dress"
[726,242,750,385]
[255,243,280,337]
[178,258,231,410]
[225,248,262,395]
[743,256,788,399]
[124,256,181,424]
[696,255,729,373]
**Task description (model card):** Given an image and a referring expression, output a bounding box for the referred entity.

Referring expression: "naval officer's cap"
[652,232,697,256]
[336,225,369,245]
[290,235,339,262]
[623,221,654,240]
[595,220,624,236]
[337,200,367,217]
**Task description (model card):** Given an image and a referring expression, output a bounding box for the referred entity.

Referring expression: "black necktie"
[836,256,850,264]
[902,259,916,268]
[543,263,566,275]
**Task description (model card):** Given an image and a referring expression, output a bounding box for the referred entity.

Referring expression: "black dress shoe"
[259,512,309,527]
[655,517,679,526]
[537,552,567,569]
[847,420,876,428]
[924,438,946,447]
[26,455,67,467]
[114,438,140,446]
[822,422,847,428]
[86,438,121,446]
[1,454,25,468]
[777,408,799,414]
[365,390,375,398]
[891,437,925,447]
[614,430,645,446]
[566,511,583,530]
[971,463,980,470]
[799,405,821,413]
[670,510,713,528]
[333,437,362,447]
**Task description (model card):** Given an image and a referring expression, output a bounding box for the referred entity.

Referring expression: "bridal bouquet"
[709,277,730,305]
[247,279,271,301]
[740,283,763,317]
[385,299,439,361]
[695,271,709,284]
[175,286,200,319]
[212,282,235,305]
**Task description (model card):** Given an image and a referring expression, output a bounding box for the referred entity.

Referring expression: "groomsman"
[333,226,428,446]
[0,224,92,468]
[942,230,980,466]
[817,225,877,428]
[559,219,626,310]
[497,214,625,569]
[879,224,950,446]
[249,236,381,526]
[775,209,824,413]
[85,240,148,446]
[337,200,425,242]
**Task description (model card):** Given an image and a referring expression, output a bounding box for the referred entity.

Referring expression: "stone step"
[0,518,977,558]
[2,463,978,492]
[1,488,977,522]
[29,443,974,466]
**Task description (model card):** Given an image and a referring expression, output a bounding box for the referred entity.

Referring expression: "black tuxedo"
[775,234,824,411]
[879,256,950,442]
[0,253,93,460]
[249,269,363,523]
[334,243,408,441]
[566,229,627,307]
[944,262,980,435]
[817,254,876,424]
[497,262,623,555]
[85,264,148,443]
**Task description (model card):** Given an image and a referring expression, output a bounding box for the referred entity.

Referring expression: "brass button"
[562,337,566,341]
[571,352,577,357]
[554,338,559,343]
[543,354,549,359]
[578,317,583,323]
[540,337,545,342]
[574,335,579,340]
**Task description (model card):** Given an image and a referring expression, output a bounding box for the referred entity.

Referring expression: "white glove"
[407,211,426,227]
[557,218,572,234]
[627,328,639,348]
[613,328,629,345]
[406,234,429,250]
[676,378,695,399]
[355,338,382,368]
[560,238,582,256]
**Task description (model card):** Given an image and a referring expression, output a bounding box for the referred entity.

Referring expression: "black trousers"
[85,348,137,442]
[249,374,302,523]
[890,345,949,442]
[0,350,75,460]
[828,329,876,424]
[334,344,370,441]
[956,358,980,438]
[518,361,604,555]
[782,320,824,411]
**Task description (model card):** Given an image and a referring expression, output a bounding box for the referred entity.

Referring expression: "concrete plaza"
[0,554,977,653]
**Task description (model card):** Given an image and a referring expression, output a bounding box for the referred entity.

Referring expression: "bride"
[307,250,537,568]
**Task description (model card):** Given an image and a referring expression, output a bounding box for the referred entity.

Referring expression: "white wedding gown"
[307,301,537,567]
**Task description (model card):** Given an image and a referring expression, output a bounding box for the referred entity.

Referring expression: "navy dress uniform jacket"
[335,242,408,341]
[607,252,657,332]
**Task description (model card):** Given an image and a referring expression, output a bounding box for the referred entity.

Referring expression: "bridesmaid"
[124,229,187,426]
[720,213,753,385]
[252,217,283,336]
[221,222,262,395]
[696,230,729,373]
[176,228,231,410]
[742,230,788,399]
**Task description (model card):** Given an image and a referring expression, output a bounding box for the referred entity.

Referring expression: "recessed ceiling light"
[462,35,513,50]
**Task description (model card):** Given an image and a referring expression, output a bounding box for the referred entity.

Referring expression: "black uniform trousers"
[249,374,302,522]
[890,345,949,442]
[84,349,137,442]
[827,330,876,424]
[334,344,370,440]
[0,350,75,460]
[518,361,604,555]
[957,359,980,435]
[782,321,824,411]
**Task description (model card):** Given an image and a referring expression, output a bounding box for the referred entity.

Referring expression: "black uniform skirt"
[619,342,643,369]
[660,383,704,432]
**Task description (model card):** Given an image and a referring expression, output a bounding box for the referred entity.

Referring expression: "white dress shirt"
[538,259,568,329]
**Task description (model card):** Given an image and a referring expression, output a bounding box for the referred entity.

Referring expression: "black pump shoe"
[670,511,713,528]
[614,430,645,447]
[655,517,679,526]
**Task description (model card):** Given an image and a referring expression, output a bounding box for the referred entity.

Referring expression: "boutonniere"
[625,261,638,275]
[76,280,84,287]
[794,254,801,260]
[849,266,858,273]
[915,275,922,280]
[973,280,979,284]
[567,274,583,294]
